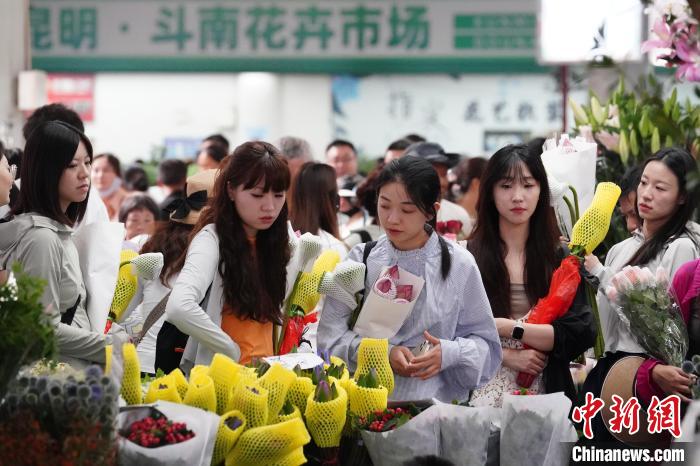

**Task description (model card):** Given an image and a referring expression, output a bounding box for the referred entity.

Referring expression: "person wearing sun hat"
[403,142,473,239]
[120,169,219,374]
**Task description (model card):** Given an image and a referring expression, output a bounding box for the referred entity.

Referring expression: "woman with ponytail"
[318,155,501,402]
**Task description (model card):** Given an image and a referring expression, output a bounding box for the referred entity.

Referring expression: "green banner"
[30,0,545,73]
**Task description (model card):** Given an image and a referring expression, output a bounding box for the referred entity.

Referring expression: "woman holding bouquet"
[581,147,700,442]
[0,121,128,366]
[467,144,596,408]
[166,141,291,367]
[318,155,501,402]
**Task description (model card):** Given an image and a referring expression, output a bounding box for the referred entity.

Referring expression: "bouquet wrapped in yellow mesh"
[225,417,310,466]
[167,368,189,399]
[209,353,244,414]
[108,250,139,323]
[120,342,142,405]
[304,380,348,448]
[569,181,621,358]
[354,338,394,395]
[286,376,314,414]
[183,373,217,412]
[227,382,269,429]
[347,374,388,420]
[569,182,621,256]
[212,410,246,466]
[144,376,182,404]
[277,401,302,424]
[326,356,350,386]
[258,363,296,424]
[190,364,209,380]
[275,233,323,354]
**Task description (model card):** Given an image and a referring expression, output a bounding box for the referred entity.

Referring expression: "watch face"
[512,325,524,340]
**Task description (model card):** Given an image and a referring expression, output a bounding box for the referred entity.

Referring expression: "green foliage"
[0,264,56,400]
[571,73,700,252]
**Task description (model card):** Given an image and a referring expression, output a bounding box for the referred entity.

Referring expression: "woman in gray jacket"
[0,121,125,367]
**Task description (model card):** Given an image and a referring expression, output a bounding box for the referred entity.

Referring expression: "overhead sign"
[29,0,545,73]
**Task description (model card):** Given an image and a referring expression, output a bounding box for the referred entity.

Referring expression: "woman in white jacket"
[166,142,291,367]
[0,121,126,367]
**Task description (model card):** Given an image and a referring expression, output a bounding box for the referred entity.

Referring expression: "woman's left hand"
[409,331,442,380]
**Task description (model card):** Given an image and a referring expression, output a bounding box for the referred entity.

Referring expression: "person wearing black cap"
[403,142,473,239]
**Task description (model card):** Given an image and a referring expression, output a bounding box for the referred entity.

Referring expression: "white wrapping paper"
[541,135,597,235]
[436,402,500,466]
[500,392,577,466]
[72,221,125,332]
[353,265,424,338]
[361,405,441,466]
[117,401,219,466]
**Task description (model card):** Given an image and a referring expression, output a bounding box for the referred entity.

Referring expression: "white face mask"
[98,176,122,198]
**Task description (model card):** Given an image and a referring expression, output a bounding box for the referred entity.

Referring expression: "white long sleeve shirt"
[317,232,502,402]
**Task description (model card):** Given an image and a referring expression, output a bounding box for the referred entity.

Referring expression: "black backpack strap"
[359,240,377,304]
[352,229,373,244]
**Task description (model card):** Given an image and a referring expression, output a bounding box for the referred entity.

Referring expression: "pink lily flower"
[642,17,673,52]
[674,39,700,81]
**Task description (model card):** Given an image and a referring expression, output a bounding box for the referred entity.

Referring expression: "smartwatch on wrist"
[511,321,524,340]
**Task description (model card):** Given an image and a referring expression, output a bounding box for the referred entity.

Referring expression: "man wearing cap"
[403,142,474,239]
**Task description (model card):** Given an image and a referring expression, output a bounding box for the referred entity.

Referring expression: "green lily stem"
[562,196,577,231]
[568,185,580,221]
[585,282,606,359]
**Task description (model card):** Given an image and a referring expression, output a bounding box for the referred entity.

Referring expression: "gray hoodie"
[0,212,108,366]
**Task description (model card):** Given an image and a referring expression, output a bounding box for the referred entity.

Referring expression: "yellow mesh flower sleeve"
[225,418,310,466]
[227,382,269,429]
[258,364,296,424]
[104,345,112,375]
[120,343,142,405]
[209,353,244,414]
[212,410,246,466]
[289,271,324,314]
[109,250,139,321]
[312,250,341,275]
[347,379,388,419]
[326,356,350,385]
[189,364,209,380]
[144,377,182,404]
[286,376,314,415]
[304,383,348,448]
[354,338,394,395]
[277,404,302,424]
[183,374,217,412]
[167,368,189,400]
[237,368,258,386]
[569,182,621,255]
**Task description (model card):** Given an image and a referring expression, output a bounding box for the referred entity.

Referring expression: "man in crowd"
[278,135,313,181]
[404,142,473,238]
[326,139,364,188]
[155,159,187,220]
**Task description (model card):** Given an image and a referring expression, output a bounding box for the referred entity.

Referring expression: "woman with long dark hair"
[318,156,500,402]
[166,141,291,366]
[581,147,700,442]
[467,144,595,407]
[0,121,127,366]
[289,162,347,258]
[120,170,217,374]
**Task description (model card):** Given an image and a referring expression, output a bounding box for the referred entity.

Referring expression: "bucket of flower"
[117,401,220,465]
[356,401,441,466]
